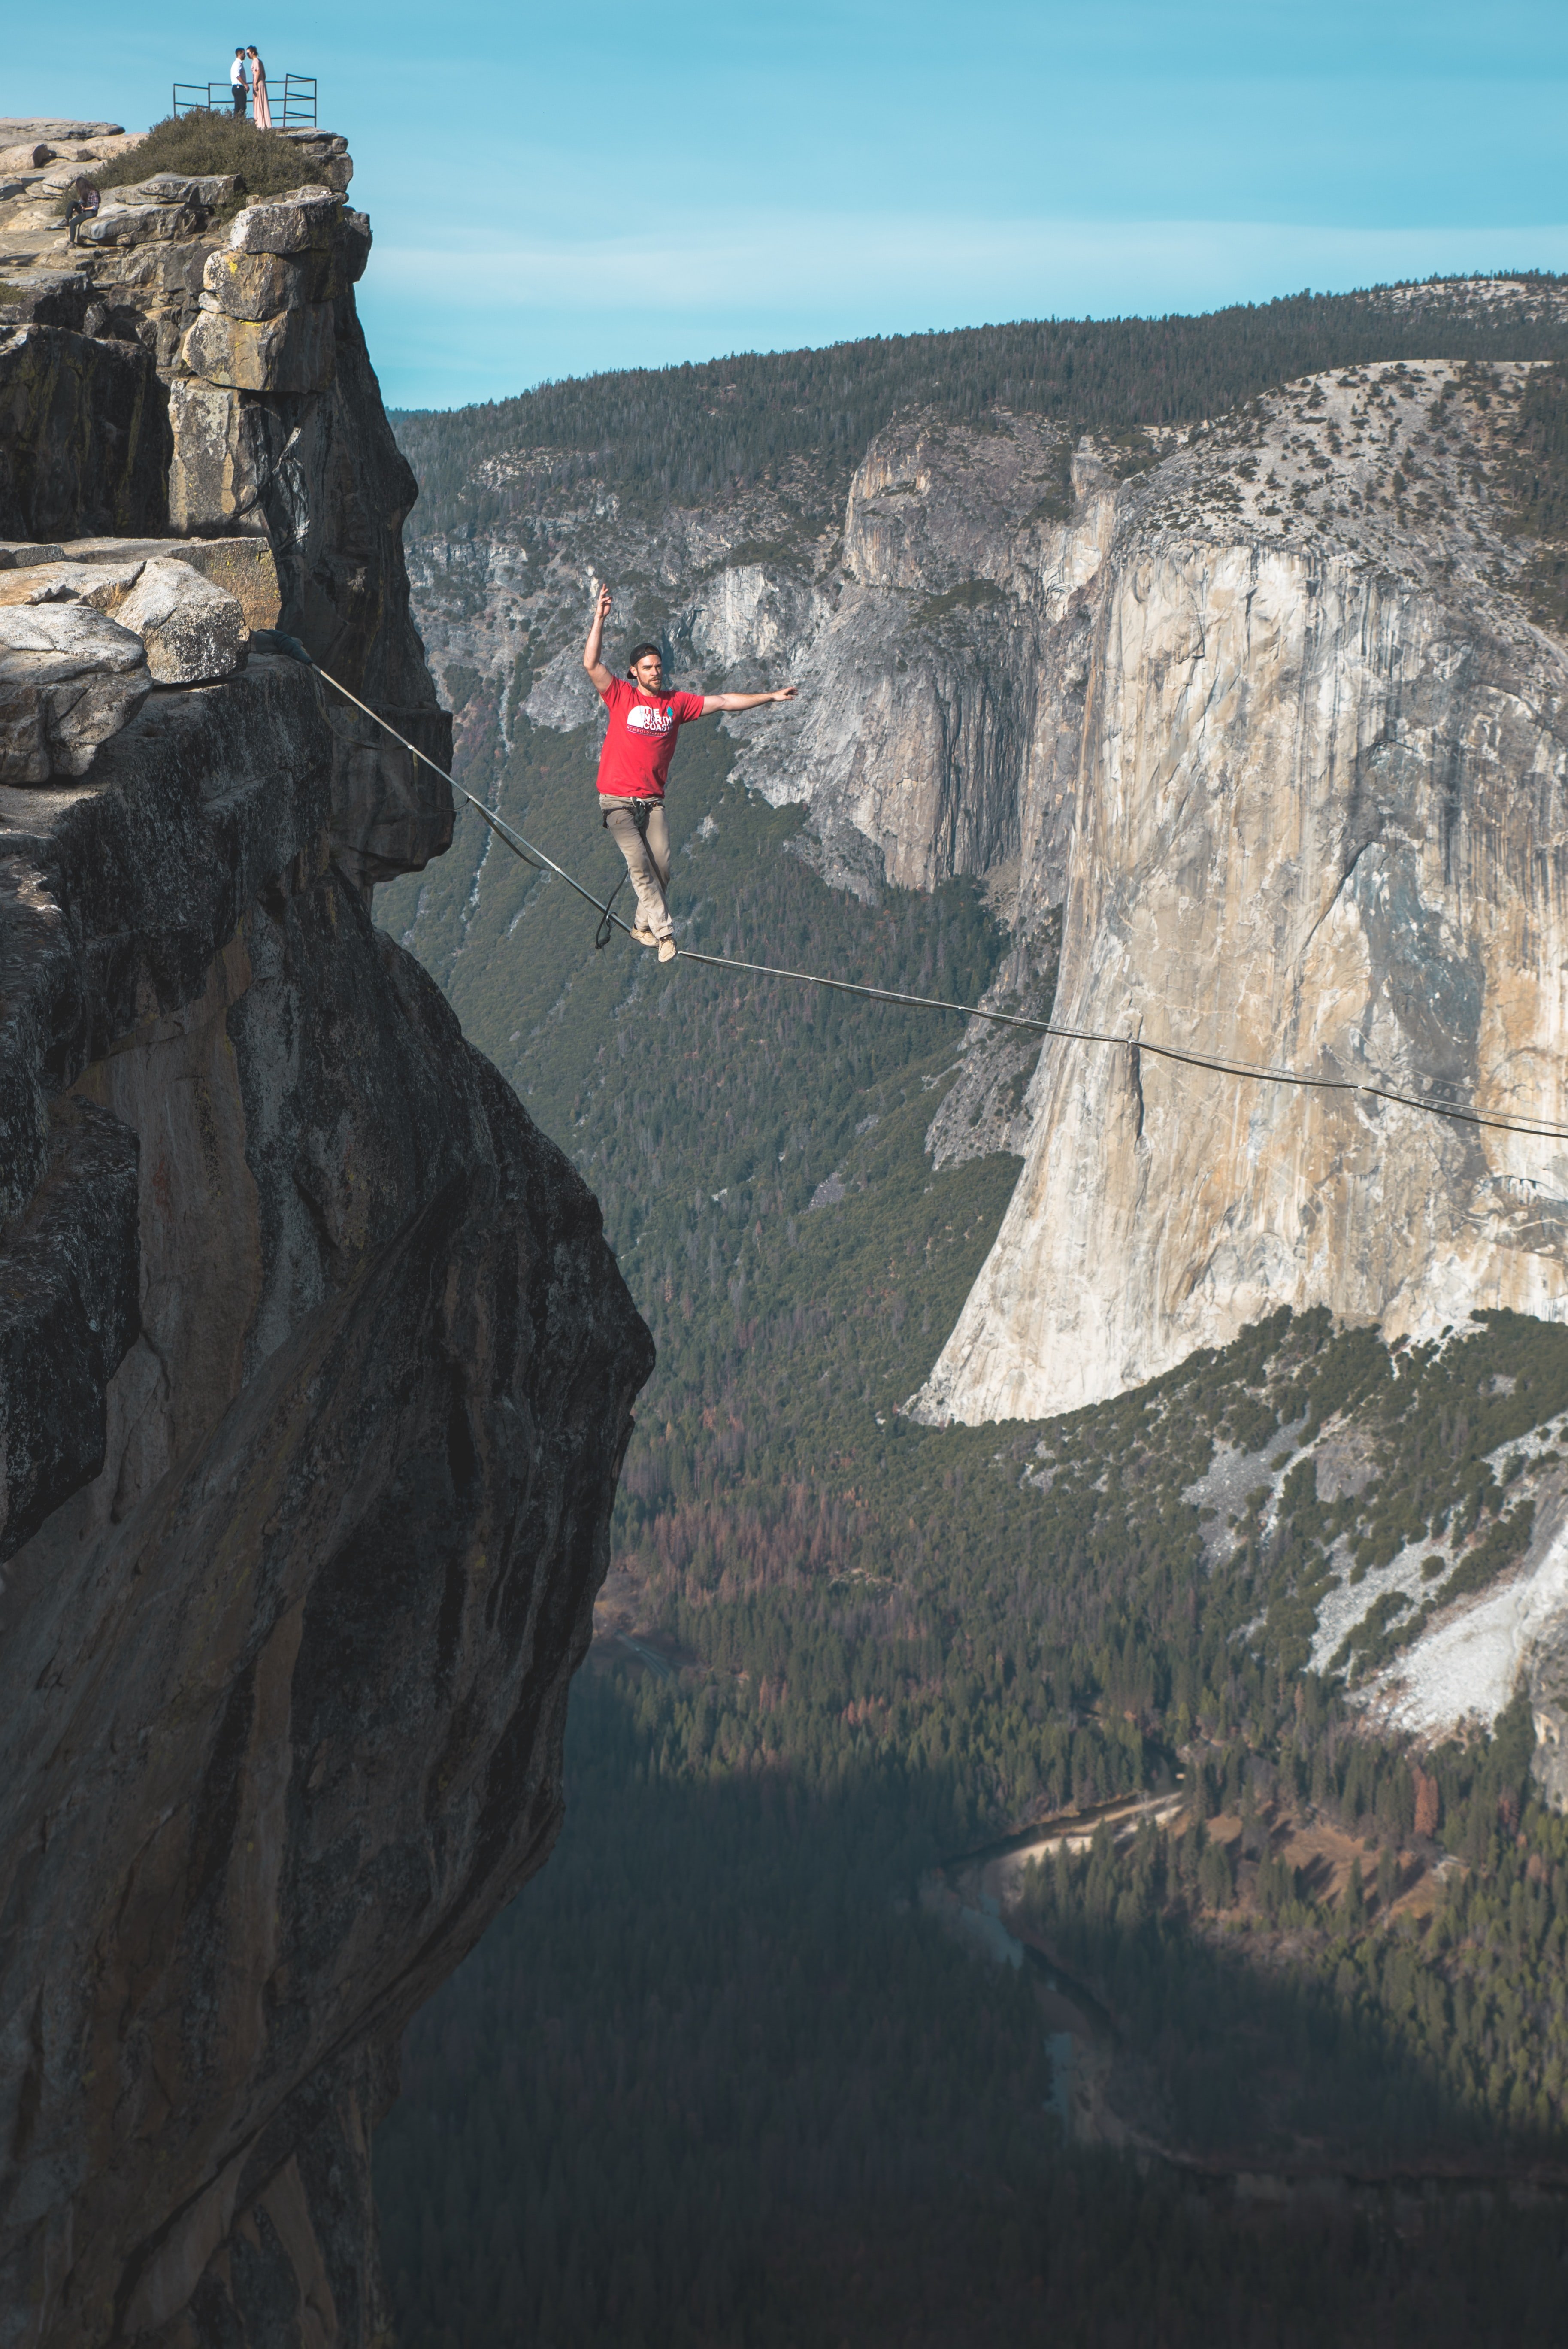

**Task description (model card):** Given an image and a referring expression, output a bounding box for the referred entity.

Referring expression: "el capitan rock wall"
[916,521,1568,1421]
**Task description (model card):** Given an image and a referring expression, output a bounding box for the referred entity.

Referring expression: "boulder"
[121,171,237,209]
[181,301,336,396]
[340,207,372,284]
[130,172,197,201]
[111,557,246,685]
[201,244,335,321]
[0,602,149,782]
[0,541,66,569]
[0,142,53,171]
[0,555,145,609]
[185,172,238,208]
[0,553,249,685]
[63,534,281,631]
[225,187,340,257]
[0,119,124,143]
[79,199,203,248]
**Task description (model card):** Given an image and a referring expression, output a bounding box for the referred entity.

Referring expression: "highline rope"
[312,663,1568,1151]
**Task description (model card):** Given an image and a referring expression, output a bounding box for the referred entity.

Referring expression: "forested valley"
[374,291,1568,2344]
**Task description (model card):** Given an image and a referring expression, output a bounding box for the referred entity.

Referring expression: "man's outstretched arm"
[582,584,615,694]
[700,685,797,714]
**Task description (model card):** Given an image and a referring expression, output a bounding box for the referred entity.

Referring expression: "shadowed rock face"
[0,327,172,543]
[0,591,651,2344]
[260,296,457,887]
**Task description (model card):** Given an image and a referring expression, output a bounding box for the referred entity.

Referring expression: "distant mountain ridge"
[392,274,1568,528]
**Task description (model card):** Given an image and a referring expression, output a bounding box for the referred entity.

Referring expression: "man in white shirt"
[230,50,248,119]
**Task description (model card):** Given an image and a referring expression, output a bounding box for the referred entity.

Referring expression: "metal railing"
[171,76,318,128]
[281,76,318,130]
[172,83,229,115]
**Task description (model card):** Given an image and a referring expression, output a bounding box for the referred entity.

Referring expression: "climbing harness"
[311,662,1568,1150]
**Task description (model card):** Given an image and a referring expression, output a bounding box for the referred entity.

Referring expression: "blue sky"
[8,2,1567,410]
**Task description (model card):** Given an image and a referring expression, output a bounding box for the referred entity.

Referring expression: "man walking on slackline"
[583,585,796,960]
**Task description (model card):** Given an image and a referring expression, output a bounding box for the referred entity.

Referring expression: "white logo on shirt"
[625,703,674,735]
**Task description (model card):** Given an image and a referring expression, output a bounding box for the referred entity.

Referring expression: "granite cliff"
[0,121,652,2348]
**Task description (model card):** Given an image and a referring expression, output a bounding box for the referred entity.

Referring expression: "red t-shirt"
[595,677,706,801]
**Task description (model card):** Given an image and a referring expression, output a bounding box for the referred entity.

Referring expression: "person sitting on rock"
[581,584,797,960]
[61,177,100,245]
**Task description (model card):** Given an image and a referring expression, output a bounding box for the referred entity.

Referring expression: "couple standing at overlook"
[229,47,272,127]
[583,585,796,960]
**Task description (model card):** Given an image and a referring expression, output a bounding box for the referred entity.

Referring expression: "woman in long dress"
[248,49,272,130]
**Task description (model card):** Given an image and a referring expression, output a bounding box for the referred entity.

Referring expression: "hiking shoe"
[631,925,657,946]
[657,937,677,962]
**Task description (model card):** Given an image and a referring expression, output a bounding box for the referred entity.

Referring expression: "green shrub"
[97,113,322,205]
[914,578,1007,627]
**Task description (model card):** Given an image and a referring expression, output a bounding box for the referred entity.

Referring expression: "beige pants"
[601,797,673,940]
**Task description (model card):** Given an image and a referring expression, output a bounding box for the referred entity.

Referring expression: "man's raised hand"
[582,582,615,689]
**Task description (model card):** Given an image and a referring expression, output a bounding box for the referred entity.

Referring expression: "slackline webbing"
[313,662,1568,1150]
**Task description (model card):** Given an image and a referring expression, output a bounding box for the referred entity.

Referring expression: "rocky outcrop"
[733,412,1107,906]
[0,536,280,630]
[0,552,248,692]
[0,142,451,889]
[0,115,654,2349]
[1532,1622,1568,1809]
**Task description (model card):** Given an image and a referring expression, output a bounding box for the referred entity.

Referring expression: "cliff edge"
[0,124,654,2349]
